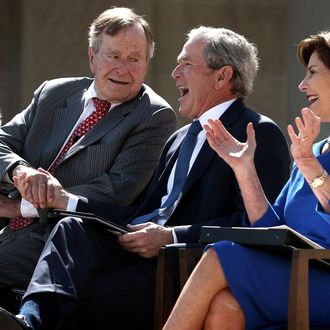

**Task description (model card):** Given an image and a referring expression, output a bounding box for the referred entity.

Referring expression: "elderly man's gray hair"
[187,26,259,98]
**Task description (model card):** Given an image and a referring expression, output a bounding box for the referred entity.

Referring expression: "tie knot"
[92,97,111,114]
[187,120,202,136]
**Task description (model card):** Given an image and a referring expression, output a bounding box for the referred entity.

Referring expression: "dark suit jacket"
[78,99,291,242]
[0,77,177,206]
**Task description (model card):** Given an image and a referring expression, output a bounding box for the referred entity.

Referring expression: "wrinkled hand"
[204,119,256,170]
[118,222,173,258]
[287,107,321,162]
[13,168,69,209]
[13,166,50,208]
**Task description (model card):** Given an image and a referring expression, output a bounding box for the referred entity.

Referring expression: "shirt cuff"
[67,194,79,211]
[21,193,78,217]
[171,228,178,243]
[21,199,38,218]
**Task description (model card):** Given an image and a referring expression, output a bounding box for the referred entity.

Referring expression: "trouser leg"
[0,223,54,289]
[61,257,157,330]
[24,217,118,300]
[22,216,150,329]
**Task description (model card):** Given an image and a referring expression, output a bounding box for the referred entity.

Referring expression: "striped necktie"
[48,97,111,173]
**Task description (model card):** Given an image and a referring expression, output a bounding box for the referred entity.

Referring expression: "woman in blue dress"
[163,30,330,330]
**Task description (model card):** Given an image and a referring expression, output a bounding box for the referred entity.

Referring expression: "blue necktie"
[131,120,202,225]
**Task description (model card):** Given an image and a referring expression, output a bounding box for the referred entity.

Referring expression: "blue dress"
[210,139,330,329]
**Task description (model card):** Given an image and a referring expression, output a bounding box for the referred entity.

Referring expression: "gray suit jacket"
[0,77,177,206]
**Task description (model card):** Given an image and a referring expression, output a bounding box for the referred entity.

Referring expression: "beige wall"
[149,0,289,127]
[1,0,330,136]
[287,0,330,139]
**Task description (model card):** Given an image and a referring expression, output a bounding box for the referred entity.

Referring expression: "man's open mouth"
[307,95,319,106]
[179,87,189,97]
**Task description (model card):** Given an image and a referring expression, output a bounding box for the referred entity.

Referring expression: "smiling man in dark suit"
[0,26,291,330]
[0,7,176,292]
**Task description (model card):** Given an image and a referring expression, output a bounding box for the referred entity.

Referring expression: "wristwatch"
[309,169,328,189]
[7,160,30,182]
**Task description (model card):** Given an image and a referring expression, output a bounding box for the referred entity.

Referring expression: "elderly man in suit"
[0,26,290,329]
[0,7,176,293]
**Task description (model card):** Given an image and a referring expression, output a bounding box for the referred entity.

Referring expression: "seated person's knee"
[203,288,245,330]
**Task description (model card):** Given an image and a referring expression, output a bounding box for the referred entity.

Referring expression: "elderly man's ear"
[88,47,95,74]
[215,65,234,89]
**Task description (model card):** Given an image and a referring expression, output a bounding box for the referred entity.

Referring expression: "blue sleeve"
[316,202,330,225]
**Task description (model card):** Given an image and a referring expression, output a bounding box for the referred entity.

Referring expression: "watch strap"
[7,160,30,182]
[309,169,328,189]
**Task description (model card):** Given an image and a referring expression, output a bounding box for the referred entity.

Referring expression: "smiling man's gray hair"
[187,26,259,98]
[89,7,155,62]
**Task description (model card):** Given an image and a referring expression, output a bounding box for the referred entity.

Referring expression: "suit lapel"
[182,99,245,194]
[153,130,185,188]
[217,98,244,128]
[63,87,142,160]
[39,89,85,167]
[65,106,126,158]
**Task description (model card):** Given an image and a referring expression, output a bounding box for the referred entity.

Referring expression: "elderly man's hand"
[118,222,174,258]
[14,168,69,210]
[13,166,50,208]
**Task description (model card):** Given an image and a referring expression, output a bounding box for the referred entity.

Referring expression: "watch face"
[314,178,323,187]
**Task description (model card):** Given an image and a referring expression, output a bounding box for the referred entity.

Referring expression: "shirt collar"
[197,98,236,128]
[83,81,121,110]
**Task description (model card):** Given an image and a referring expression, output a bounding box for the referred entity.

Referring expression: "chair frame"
[288,248,330,330]
[154,244,330,330]
[3,244,330,329]
[154,244,203,330]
